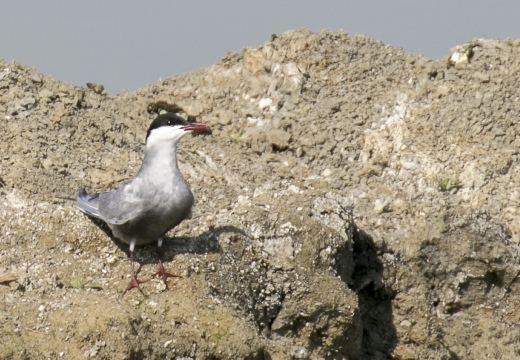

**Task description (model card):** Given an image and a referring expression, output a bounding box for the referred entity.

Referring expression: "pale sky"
[1,1,518,94]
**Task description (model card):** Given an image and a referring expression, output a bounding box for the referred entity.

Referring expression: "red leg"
[123,242,147,294]
[153,238,182,284]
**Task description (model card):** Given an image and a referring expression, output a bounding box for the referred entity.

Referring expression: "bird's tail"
[76,188,102,218]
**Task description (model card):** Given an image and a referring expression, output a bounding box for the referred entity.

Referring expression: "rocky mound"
[1,29,520,359]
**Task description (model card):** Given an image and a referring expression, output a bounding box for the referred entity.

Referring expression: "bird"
[76,113,209,293]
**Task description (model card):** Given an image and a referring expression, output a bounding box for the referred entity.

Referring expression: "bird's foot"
[154,262,182,284]
[123,275,148,295]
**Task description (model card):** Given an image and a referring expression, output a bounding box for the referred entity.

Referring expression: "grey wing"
[98,179,155,225]
[76,188,102,218]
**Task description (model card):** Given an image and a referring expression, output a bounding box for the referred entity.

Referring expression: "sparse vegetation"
[62,278,102,290]
[232,131,244,143]
[433,174,463,192]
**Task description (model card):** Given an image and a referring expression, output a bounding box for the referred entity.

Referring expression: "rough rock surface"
[1,29,520,359]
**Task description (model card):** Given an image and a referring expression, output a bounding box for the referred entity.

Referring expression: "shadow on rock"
[161,226,234,257]
[347,224,397,359]
[82,215,226,265]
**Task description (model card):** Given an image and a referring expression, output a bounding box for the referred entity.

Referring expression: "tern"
[76,113,208,293]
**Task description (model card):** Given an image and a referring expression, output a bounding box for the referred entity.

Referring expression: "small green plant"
[231,131,244,143]
[64,278,83,289]
[433,174,462,192]
[63,278,102,290]
[212,331,228,341]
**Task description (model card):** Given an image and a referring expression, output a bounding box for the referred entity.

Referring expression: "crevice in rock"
[348,225,397,359]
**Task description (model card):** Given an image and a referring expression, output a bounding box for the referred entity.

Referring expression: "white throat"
[139,126,190,181]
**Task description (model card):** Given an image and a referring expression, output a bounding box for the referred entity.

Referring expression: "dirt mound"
[2,29,520,359]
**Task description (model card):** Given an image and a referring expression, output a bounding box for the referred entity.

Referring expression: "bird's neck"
[140,142,181,176]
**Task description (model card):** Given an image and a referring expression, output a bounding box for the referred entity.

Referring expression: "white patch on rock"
[258,98,273,111]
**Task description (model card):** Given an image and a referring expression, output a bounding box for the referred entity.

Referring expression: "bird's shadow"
[83,215,243,267]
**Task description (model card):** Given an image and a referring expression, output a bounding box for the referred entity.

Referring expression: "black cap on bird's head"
[146,113,209,141]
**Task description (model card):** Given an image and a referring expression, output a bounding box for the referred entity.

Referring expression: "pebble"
[373,199,388,214]
[19,97,36,107]
[321,168,333,177]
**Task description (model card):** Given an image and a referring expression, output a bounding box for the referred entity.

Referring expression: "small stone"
[218,112,233,125]
[321,168,333,177]
[449,50,469,66]
[155,280,167,292]
[400,319,412,327]
[19,97,36,107]
[475,73,490,83]
[258,98,273,111]
[184,102,203,117]
[269,129,291,151]
[295,147,303,158]
[30,73,42,83]
[38,89,54,99]
[374,199,389,214]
